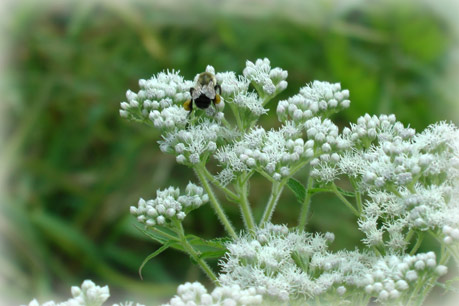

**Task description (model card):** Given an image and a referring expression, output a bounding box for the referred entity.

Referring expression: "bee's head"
[197,72,217,86]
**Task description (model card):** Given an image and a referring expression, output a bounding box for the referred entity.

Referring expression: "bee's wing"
[192,84,202,99]
[201,83,216,99]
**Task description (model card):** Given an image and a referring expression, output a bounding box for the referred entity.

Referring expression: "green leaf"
[185,235,228,258]
[336,187,355,198]
[138,243,171,280]
[198,250,228,259]
[287,178,306,204]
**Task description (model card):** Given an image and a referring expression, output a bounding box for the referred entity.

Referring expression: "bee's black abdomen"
[195,93,212,109]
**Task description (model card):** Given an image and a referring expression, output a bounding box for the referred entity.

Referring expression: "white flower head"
[216,123,309,183]
[243,58,287,97]
[23,280,110,306]
[120,70,192,123]
[159,119,225,165]
[162,282,263,306]
[130,183,208,227]
[277,81,350,124]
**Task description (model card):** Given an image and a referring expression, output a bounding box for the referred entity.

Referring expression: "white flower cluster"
[219,224,334,301]
[362,252,447,302]
[162,282,263,306]
[215,123,313,185]
[442,225,459,244]
[338,114,420,189]
[305,117,350,183]
[120,70,192,129]
[277,81,350,124]
[231,91,268,117]
[130,183,208,226]
[24,280,110,306]
[159,119,225,165]
[212,68,250,98]
[243,58,288,97]
[219,225,448,303]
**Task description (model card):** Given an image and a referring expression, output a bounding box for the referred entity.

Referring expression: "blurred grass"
[1,0,458,304]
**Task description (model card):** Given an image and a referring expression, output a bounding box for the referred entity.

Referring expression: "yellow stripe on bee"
[183,99,191,110]
[215,94,221,104]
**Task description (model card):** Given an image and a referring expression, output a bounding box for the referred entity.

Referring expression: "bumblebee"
[183,72,222,117]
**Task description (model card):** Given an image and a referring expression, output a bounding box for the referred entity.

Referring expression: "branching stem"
[259,181,285,226]
[174,221,218,283]
[195,165,238,239]
[237,175,256,232]
[298,176,314,230]
[331,183,359,216]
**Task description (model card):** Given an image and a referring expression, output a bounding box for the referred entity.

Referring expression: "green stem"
[387,184,402,197]
[289,160,311,177]
[220,117,232,129]
[229,103,243,131]
[202,166,239,201]
[405,229,415,244]
[174,221,218,283]
[194,166,237,239]
[350,178,363,214]
[150,227,179,242]
[409,232,424,256]
[298,176,314,230]
[429,230,459,269]
[331,183,360,216]
[237,176,256,232]
[259,181,285,226]
[257,169,276,183]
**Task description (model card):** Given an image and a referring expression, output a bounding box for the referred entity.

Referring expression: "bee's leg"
[184,88,195,129]
[215,84,221,95]
[213,84,222,106]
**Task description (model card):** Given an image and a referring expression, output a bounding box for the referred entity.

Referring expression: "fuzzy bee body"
[183,72,221,116]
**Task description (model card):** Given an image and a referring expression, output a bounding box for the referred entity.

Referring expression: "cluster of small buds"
[442,225,459,244]
[303,117,349,183]
[216,123,313,183]
[149,105,189,129]
[243,58,288,97]
[163,282,263,306]
[277,81,350,124]
[213,70,250,97]
[130,183,208,227]
[24,280,110,306]
[343,114,415,147]
[414,122,459,183]
[402,185,447,230]
[120,70,192,123]
[231,91,268,117]
[159,120,223,165]
[220,225,336,301]
[332,117,454,192]
[363,252,447,302]
[255,223,289,244]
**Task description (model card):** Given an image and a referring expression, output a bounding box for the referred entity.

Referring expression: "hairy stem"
[350,178,363,214]
[409,232,424,256]
[237,176,256,232]
[229,102,243,131]
[298,176,314,230]
[202,166,239,201]
[259,181,285,226]
[195,166,238,239]
[331,183,359,216]
[174,221,218,283]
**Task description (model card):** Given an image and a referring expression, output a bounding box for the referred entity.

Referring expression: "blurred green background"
[1,0,458,304]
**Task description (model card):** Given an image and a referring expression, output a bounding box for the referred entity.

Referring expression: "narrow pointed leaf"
[139,243,171,280]
[287,178,306,204]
